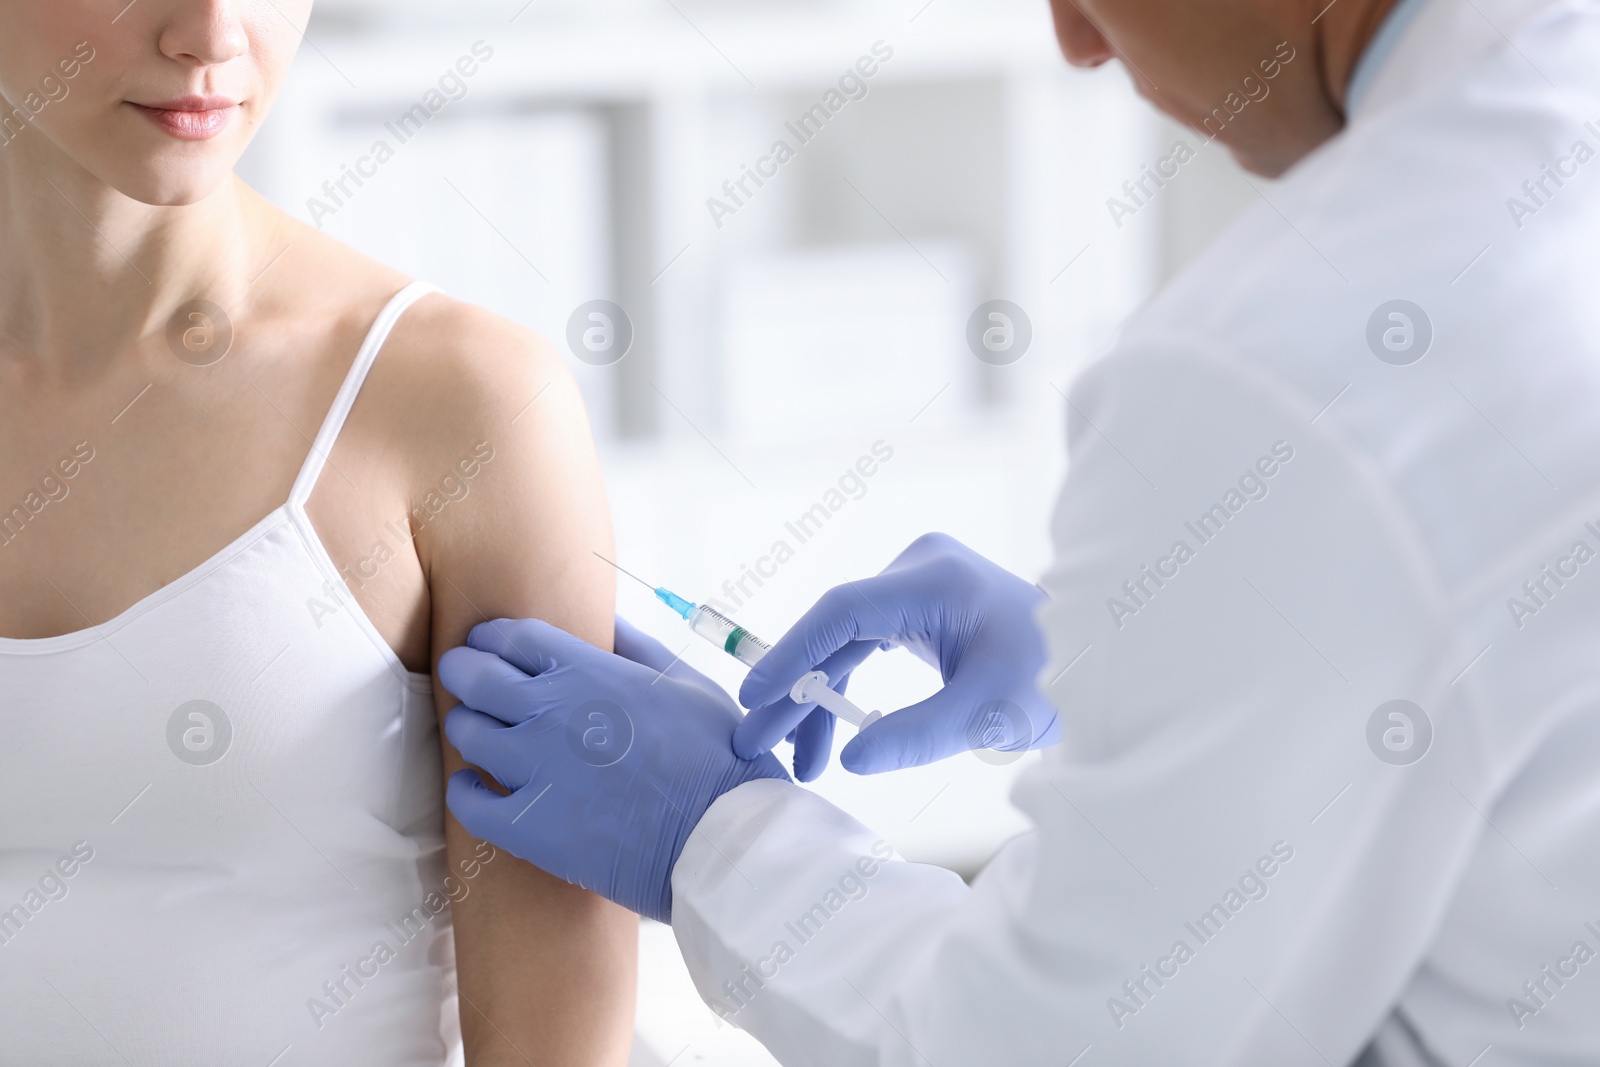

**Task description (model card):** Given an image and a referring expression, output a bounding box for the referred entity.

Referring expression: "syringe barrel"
[688,605,771,668]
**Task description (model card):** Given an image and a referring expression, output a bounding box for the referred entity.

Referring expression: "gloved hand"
[736,533,1060,775]
[439,616,788,924]
[750,634,879,784]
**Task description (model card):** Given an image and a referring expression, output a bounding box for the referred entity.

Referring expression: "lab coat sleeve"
[672,338,1491,1067]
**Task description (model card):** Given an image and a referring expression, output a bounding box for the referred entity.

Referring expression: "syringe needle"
[593,551,657,593]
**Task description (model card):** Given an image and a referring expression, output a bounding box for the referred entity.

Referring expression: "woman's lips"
[130,101,238,141]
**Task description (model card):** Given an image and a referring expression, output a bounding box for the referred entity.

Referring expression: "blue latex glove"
[735,533,1060,775]
[439,616,788,924]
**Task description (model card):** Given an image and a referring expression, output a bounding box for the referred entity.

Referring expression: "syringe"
[599,554,881,729]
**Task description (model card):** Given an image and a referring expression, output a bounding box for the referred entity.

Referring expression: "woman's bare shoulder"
[256,210,582,472]
[383,291,572,436]
[341,265,613,652]
[261,210,611,648]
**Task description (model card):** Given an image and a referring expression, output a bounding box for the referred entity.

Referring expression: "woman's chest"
[0,380,431,671]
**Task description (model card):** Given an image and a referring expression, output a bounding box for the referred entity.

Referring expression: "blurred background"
[240,0,1255,1061]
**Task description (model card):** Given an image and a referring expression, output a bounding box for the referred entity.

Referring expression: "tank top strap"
[287,281,439,509]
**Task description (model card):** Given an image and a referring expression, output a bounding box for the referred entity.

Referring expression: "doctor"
[440,0,1600,1062]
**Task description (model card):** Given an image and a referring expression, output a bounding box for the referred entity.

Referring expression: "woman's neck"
[0,128,265,379]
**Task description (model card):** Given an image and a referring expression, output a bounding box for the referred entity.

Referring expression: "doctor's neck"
[1318,0,1407,112]
[1257,0,1408,173]
[1051,0,1406,177]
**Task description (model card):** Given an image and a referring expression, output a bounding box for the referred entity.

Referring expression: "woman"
[0,2,635,1063]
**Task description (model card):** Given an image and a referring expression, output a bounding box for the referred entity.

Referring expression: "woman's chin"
[50,120,248,207]
[100,159,239,208]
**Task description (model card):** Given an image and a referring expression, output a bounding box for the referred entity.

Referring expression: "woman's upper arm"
[399,296,636,1066]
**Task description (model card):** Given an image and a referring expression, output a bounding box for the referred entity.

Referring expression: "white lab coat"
[671,1,1600,1063]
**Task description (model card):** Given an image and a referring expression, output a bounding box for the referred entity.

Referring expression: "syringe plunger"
[790,671,881,730]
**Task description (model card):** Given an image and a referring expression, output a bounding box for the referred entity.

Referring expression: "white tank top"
[0,282,466,1066]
